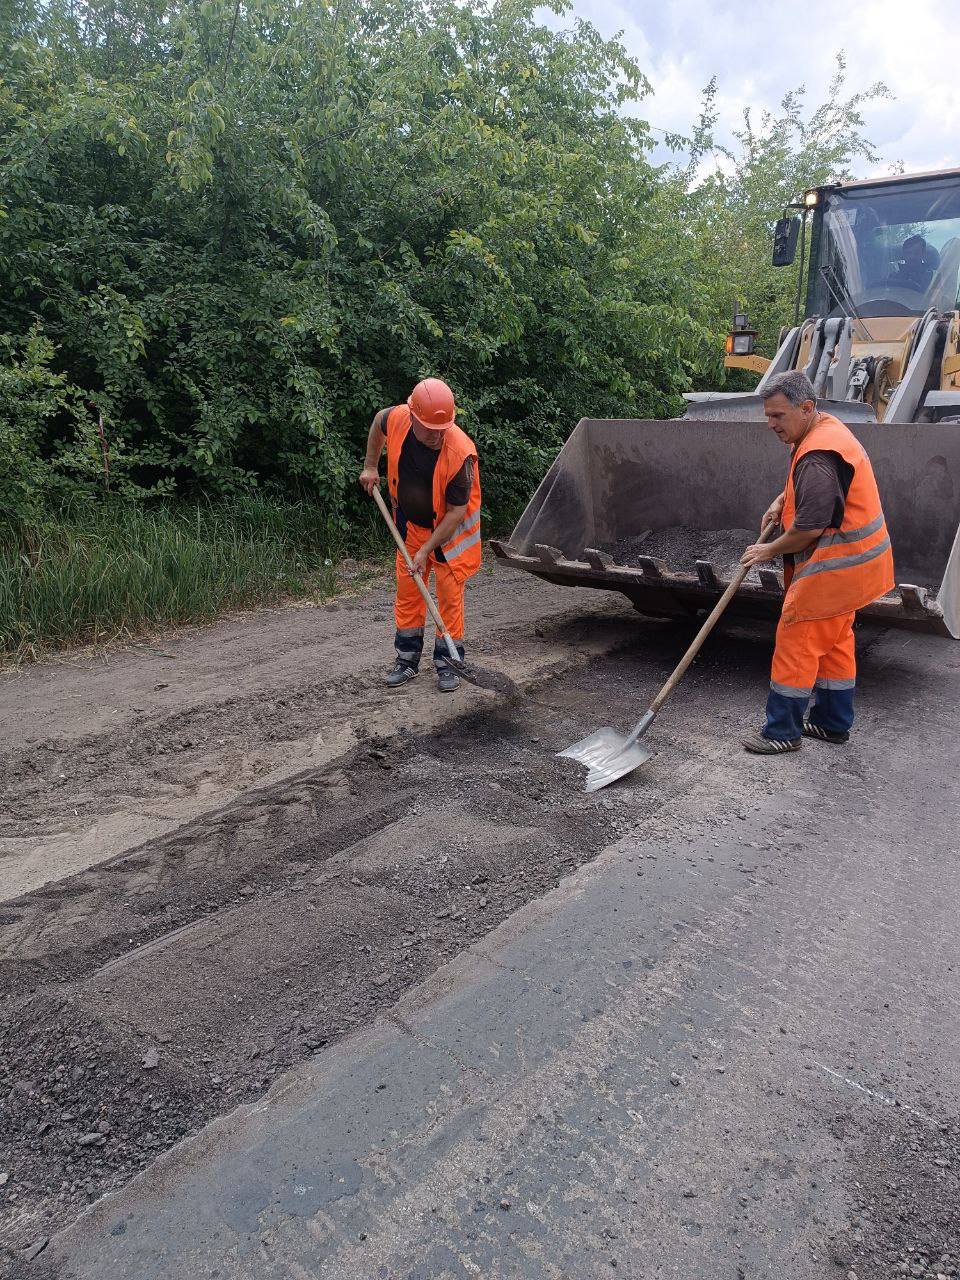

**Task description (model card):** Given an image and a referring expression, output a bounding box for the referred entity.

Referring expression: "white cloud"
[562,0,959,178]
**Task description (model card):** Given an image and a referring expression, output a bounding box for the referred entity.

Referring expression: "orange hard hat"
[407,377,456,430]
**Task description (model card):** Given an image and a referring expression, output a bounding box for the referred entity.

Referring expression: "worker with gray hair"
[740,370,894,754]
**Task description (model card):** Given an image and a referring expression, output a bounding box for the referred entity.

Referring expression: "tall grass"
[0,497,385,662]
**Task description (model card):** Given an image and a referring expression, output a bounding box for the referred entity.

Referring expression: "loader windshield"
[811,173,960,317]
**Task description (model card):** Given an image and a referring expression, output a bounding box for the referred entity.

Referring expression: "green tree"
[0,0,709,532]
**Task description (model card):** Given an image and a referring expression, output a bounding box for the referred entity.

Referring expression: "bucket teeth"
[583,547,615,570]
[638,555,669,580]
[695,559,721,588]
[534,544,565,565]
[899,583,929,612]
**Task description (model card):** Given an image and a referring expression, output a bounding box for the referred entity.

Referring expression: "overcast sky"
[565,0,958,178]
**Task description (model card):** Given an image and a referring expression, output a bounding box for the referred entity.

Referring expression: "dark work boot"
[742,730,801,754]
[385,659,418,688]
[434,637,464,693]
[803,721,849,744]
[436,667,460,693]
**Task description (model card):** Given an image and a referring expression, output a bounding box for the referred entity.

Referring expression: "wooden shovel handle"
[370,486,460,660]
[648,520,779,717]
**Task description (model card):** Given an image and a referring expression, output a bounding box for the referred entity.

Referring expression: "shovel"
[560,520,778,792]
[371,486,519,697]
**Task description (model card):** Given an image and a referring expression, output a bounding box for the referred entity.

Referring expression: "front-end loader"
[491,167,960,637]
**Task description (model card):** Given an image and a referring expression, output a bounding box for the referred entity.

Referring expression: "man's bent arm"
[364,416,386,470]
[742,524,825,567]
[421,504,468,558]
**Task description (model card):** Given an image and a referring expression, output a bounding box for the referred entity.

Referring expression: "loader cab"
[805,170,960,319]
[765,169,960,423]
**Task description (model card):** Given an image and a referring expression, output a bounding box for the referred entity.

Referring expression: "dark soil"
[0,617,770,1271]
[3,593,956,1280]
[0,565,632,906]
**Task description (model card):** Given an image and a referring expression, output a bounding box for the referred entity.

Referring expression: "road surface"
[2,569,958,1278]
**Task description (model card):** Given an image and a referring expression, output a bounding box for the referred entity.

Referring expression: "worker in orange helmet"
[359,378,482,692]
[740,370,894,754]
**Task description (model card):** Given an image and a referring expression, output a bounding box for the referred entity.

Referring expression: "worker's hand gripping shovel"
[370,486,518,698]
[559,519,779,792]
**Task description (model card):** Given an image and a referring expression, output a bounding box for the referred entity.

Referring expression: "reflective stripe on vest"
[781,414,894,622]
[817,512,885,547]
[796,513,887,563]
[443,520,482,561]
[792,534,892,582]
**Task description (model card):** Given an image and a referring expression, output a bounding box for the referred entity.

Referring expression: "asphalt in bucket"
[603,526,765,583]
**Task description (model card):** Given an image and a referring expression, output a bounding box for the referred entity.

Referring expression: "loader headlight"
[726,312,757,357]
[803,189,819,208]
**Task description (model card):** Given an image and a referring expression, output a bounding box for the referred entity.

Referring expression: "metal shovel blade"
[558,728,653,793]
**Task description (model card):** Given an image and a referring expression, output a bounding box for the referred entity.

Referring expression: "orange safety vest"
[384,405,483,577]
[781,412,894,623]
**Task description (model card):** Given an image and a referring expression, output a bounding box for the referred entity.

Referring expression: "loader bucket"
[490,415,960,638]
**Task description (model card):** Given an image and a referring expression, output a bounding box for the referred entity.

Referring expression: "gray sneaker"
[385,661,418,688]
[436,667,460,693]
[742,730,801,754]
[802,721,849,744]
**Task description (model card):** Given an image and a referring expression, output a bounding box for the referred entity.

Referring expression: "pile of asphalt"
[602,527,767,584]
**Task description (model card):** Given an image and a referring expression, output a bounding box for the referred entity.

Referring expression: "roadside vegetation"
[0,498,384,660]
[0,0,888,659]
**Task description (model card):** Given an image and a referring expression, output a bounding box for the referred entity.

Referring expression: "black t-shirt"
[792,449,854,531]
[378,409,472,529]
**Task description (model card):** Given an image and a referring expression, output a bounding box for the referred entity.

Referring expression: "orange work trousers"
[764,610,856,741]
[394,521,467,670]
